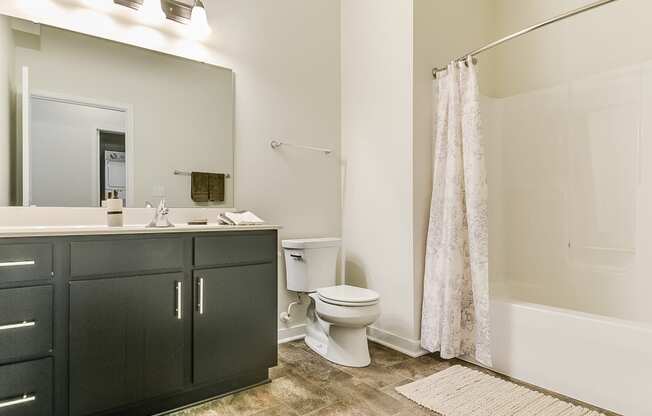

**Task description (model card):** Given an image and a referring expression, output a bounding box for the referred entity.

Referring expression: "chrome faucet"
[147,199,174,228]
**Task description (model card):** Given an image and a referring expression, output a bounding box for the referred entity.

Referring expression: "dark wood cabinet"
[0,285,53,363]
[193,263,277,384]
[69,273,186,416]
[0,242,53,284]
[0,229,277,416]
[0,358,53,416]
[69,238,184,279]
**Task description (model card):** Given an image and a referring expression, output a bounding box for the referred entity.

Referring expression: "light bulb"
[141,0,165,24]
[190,0,211,38]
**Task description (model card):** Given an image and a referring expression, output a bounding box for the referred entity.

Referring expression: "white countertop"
[0,223,281,238]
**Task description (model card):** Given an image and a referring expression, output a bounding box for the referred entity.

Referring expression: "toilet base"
[305,318,371,368]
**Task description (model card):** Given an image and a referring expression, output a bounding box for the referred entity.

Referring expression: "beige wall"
[0,16,14,206]
[215,0,341,331]
[341,0,419,346]
[0,0,342,334]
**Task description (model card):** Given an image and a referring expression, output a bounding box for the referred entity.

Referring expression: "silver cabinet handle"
[0,394,36,409]
[197,277,204,315]
[0,260,35,267]
[0,321,36,331]
[175,281,182,320]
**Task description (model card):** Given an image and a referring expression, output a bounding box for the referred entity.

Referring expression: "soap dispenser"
[106,191,124,227]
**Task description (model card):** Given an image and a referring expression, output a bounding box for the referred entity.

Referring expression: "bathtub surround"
[421,60,491,366]
[476,2,652,413]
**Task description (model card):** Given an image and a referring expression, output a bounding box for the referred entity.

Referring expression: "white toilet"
[282,238,380,367]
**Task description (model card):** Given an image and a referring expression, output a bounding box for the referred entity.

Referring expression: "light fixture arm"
[114,0,144,10]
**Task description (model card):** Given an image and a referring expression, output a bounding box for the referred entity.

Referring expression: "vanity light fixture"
[113,0,210,29]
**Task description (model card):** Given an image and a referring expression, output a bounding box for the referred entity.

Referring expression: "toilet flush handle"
[290,253,303,261]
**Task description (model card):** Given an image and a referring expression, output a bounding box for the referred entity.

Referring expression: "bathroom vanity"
[0,9,280,416]
[0,226,279,416]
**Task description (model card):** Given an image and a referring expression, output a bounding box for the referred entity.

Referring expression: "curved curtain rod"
[432,0,621,78]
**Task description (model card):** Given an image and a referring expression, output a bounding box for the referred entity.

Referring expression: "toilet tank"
[282,238,341,292]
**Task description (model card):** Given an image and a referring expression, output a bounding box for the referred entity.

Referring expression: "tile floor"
[170,340,617,416]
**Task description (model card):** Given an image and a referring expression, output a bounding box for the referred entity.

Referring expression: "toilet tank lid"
[282,237,341,249]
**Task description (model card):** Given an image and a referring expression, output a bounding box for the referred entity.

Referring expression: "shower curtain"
[421,59,492,366]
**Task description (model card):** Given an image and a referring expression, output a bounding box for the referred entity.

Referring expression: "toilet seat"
[317,285,379,307]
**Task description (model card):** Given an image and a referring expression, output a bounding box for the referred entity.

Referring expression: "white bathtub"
[488,298,652,416]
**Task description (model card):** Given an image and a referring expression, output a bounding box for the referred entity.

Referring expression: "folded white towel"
[219,211,265,226]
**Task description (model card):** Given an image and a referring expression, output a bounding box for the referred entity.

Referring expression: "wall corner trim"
[367,326,428,358]
[278,324,307,344]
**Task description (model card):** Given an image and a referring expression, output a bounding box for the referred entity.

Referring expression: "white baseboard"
[366,326,428,358]
[278,324,429,359]
[278,324,306,344]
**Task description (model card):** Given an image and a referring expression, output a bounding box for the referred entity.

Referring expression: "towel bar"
[174,170,231,178]
[270,140,332,155]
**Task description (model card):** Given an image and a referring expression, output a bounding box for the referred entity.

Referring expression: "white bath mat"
[396,365,606,416]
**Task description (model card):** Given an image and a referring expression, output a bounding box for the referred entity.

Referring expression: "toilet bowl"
[304,285,380,367]
[282,238,381,367]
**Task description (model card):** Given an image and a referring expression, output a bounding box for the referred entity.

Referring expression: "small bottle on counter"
[106,190,124,227]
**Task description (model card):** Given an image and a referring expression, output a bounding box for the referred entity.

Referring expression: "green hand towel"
[191,172,209,202]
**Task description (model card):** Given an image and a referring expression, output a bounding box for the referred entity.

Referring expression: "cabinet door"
[69,273,186,416]
[193,263,277,384]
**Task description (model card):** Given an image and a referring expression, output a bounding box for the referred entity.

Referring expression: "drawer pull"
[0,260,35,268]
[175,281,182,320]
[0,393,36,409]
[0,320,36,331]
[197,277,204,315]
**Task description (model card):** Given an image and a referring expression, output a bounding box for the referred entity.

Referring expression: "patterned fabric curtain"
[421,58,492,366]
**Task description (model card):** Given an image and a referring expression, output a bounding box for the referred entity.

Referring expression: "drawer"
[194,232,276,267]
[0,286,53,363]
[0,358,52,416]
[70,237,184,278]
[0,243,53,284]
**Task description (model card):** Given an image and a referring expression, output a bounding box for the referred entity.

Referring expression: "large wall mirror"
[0,15,234,208]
